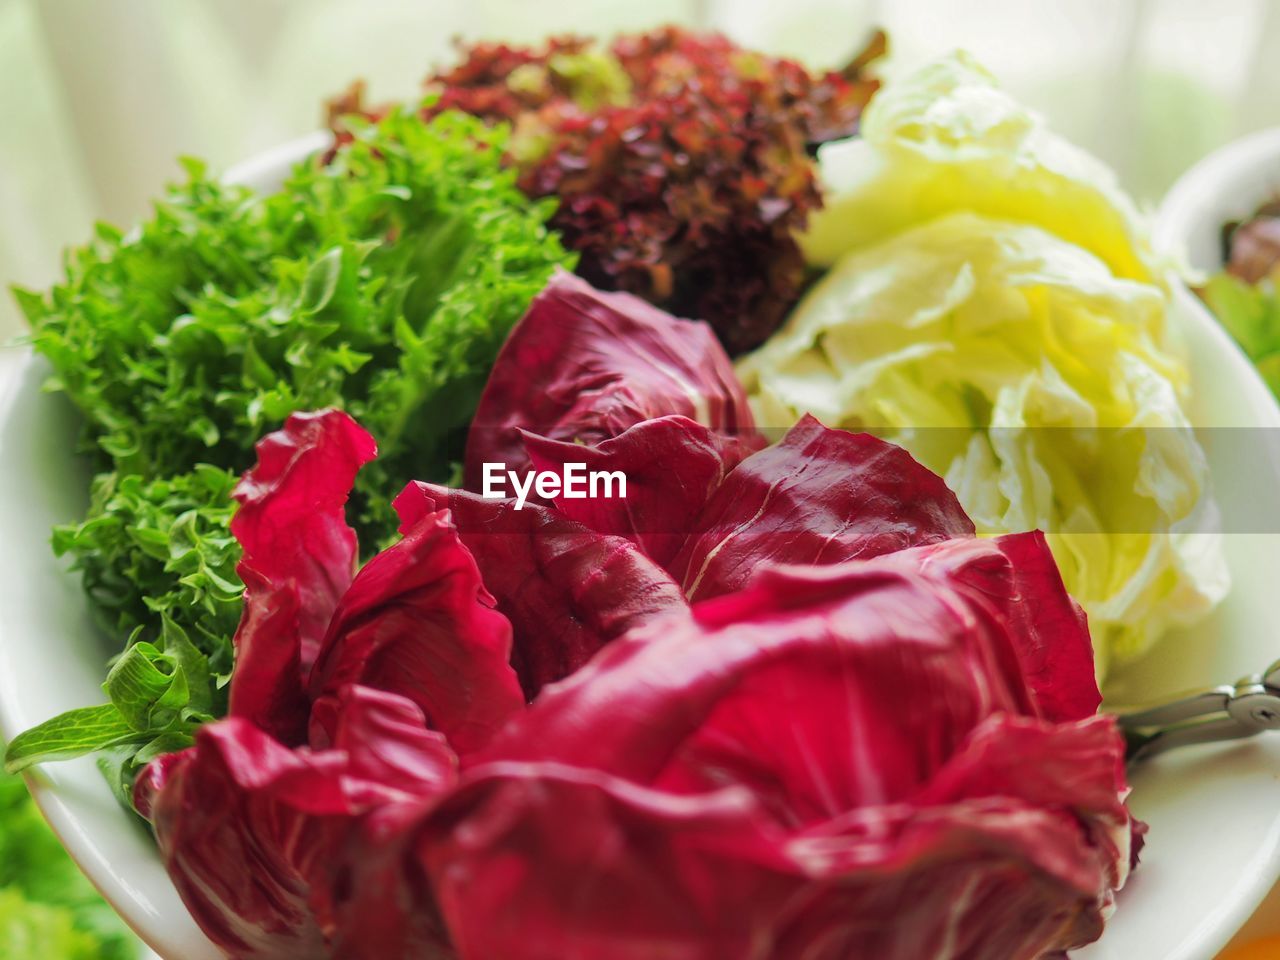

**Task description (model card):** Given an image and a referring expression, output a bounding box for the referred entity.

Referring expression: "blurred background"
[3,0,1280,339]
[1,1,1280,957]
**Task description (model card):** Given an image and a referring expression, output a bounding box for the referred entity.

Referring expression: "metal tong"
[1118,659,1280,763]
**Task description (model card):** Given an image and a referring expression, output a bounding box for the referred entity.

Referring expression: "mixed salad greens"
[330,28,884,354]
[9,108,571,790]
[0,25,1228,960]
[1201,195,1280,395]
[133,284,1136,960]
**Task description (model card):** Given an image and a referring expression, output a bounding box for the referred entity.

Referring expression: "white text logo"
[481,463,627,510]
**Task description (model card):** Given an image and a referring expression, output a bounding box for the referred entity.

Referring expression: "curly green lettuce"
[17,107,571,530]
[6,105,572,781]
[52,467,243,672]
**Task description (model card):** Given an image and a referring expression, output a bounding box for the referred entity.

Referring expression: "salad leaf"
[404,482,687,699]
[463,269,757,492]
[138,686,458,960]
[869,532,1100,723]
[308,489,524,755]
[422,535,1131,960]
[50,465,243,680]
[1201,263,1280,398]
[21,110,571,520]
[740,212,1228,673]
[1197,199,1280,399]
[422,410,976,697]
[106,641,197,731]
[0,770,138,959]
[522,416,757,566]
[228,410,376,745]
[222,409,524,753]
[521,413,975,601]
[665,414,975,600]
[802,51,1164,284]
[4,622,214,776]
[4,708,142,774]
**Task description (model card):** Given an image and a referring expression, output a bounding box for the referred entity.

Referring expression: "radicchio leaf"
[308,498,524,755]
[519,412,975,602]
[228,410,377,745]
[463,270,756,491]
[669,414,976,601]
[138,686,456,960]
[872,532,1100,723]
[422,537,1128,960]
[420,769,793,960]
[522,416,757,566]
[399,481,687,699]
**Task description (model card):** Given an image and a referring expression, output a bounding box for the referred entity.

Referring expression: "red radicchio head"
[418,534,1132,960]
[140,339,1135,959]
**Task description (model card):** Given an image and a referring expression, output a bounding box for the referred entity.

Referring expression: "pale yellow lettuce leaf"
[802,51,1164,285]
[740,214,1228,675]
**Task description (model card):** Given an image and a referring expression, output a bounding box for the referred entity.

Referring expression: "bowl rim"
[1154,125,1280,268]
[223,130,333,192]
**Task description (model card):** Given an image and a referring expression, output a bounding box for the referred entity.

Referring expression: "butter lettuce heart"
[802,51,1164,285]
[739,213,1228,675]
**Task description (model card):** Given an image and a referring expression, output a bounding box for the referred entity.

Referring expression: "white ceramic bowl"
[1156,126,1280,274]
[5,132,1280,960]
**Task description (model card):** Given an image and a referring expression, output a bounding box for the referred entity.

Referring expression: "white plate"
[4,133,1280,960]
